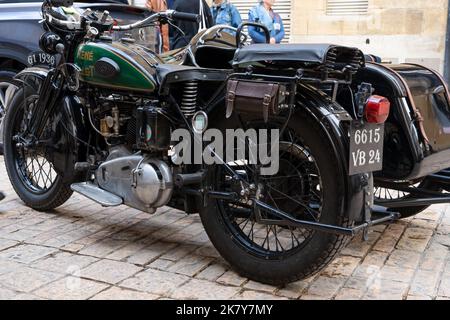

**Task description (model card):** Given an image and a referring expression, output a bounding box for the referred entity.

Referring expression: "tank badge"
[79,51,94,61]
[94,57,120,79]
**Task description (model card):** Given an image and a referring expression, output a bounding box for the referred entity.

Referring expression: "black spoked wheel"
[15,96,58,192]
[3,85,72,211]
[374,179,442,218]
[199,115,351,285]
[218,140,322,258]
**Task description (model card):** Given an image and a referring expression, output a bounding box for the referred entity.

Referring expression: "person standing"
[211,0,242,28]
[248,0,285,44]
[166,0,174,8]
[170,0,214,50]
[146,0,170,52]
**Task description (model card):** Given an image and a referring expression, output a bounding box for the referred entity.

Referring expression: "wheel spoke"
[266,184,320,221]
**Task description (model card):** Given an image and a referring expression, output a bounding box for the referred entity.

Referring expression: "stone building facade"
[289,0,448,72]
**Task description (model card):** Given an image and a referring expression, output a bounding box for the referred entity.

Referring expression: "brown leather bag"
[226,80,280,122]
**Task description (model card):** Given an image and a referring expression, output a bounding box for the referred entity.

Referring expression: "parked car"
[0,0,156,153]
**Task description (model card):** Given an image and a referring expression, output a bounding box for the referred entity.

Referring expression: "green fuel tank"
[75,40,161,92]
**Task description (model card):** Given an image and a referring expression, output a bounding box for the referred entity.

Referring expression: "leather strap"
[226,79,239,118]
[261,84,274,122]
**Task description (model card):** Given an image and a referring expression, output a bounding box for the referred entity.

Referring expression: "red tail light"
[365,95,390,123]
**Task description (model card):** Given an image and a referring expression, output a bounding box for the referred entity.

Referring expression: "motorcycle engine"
[96,146,173,214]
[93,94,172,152]
[91,92,175,213]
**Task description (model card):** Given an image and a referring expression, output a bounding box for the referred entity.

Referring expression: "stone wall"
[290,0,448,72]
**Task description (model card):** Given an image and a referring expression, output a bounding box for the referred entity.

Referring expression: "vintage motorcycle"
[4,0,450,285]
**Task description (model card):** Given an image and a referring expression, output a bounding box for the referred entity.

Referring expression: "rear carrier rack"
[232,43,365,84]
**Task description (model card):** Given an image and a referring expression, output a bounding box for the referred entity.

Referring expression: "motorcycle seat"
[156,64,231,89]
[232,43,365,70]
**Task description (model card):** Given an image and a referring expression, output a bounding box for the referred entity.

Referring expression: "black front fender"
[14,67,88,182]
[54,95,89,182]
[14,66,51,86]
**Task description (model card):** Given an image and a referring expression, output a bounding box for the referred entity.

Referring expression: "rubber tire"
[0,70,18,155]
[199,114,352,286]
[3,87,73,211]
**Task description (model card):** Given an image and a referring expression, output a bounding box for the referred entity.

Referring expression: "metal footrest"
[71,182,123,207]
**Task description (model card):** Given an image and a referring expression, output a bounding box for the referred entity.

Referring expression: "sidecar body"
[355,63,450,182]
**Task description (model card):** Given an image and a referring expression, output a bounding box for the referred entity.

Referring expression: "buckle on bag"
[228,91,236,103]
[226,91,236,119]
[263,94,272,106]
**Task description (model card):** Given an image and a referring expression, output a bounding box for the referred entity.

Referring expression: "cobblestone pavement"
[0,159,449,300]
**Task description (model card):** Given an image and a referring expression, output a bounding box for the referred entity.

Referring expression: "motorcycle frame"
[12,6,405,237]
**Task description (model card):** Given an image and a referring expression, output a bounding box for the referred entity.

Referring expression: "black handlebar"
[236,22,270,48]
[171,11,201,23]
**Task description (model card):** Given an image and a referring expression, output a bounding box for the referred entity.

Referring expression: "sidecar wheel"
[199,115,352,285]
[374,179,441,218]
[3,88,73,211]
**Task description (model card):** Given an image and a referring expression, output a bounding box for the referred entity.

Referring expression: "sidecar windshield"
[185,26,238,69]
[190,26,238,48]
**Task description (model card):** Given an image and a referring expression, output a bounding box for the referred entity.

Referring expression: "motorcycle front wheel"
[3,87,72,211]
[199,114,352,285]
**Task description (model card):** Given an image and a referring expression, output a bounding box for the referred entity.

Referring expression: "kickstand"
[362,227,369,241]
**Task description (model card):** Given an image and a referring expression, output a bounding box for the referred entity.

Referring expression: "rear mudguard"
[14,67,88,182]
[198,83,369,223]
[356,63,450,181]
[296,84,369,223]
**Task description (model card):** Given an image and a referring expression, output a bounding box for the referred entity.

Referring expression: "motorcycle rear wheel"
[3,87,72,211]
[199,115,352,285]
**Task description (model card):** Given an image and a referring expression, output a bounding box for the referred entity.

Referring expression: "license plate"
[349,121,384,175]
[27,51,56,68]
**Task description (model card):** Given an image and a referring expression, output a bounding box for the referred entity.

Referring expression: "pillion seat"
[232,43,366,70]
[155,64,231,90]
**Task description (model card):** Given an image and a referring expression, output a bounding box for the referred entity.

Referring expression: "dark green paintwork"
[75,41,159,92]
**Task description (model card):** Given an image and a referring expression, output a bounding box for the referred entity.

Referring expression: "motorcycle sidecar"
[355,62,450,216]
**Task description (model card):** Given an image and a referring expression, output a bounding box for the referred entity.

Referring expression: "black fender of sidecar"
[355,62,450,182]
[296,84,369,223]
[14,67,88,183]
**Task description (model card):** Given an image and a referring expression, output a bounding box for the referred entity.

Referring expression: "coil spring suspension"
[180,80,198,117]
